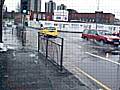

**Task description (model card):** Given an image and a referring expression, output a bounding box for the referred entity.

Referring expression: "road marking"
[64,63,111,90]
[75,67,111,90]
[84,45,113,50]
[85,52,120,66]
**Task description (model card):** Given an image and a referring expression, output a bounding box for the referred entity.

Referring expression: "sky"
[4,0,120,19]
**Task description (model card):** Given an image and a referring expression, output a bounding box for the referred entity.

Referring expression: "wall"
[68,12,115,24]
[28,20,120,33]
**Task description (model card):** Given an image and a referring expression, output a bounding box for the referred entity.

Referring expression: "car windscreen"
[46,27,56,31]
[98,30,112,35]
[83,29,89,34]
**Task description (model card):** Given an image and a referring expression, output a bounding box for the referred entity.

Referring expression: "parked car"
[81,29,120,46]
[39,27,59,37]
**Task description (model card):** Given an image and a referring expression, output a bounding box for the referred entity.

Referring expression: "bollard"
[38,32,40,52]
[12,27,13,35]
[60,38,64,71]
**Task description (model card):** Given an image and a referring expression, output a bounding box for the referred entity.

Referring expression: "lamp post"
[95,0,100,30]
[97,0,100,11]
[0,0,5,43]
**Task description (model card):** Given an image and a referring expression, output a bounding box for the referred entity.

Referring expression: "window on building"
[89,19,92,22]
[71,24,79,27]
[113,27,116,30]
[80,25,83,27]
[45,22,51,25]
[82,18,85,22]
[80,18,82,21]
[86,19,88,22]
[54,23,58,26]
[92,19,95,22]
[56,17,61,19]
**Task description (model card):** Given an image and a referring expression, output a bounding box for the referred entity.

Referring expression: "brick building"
[29,11,53,21]
[29,10,115,24]
[68,11,115,24]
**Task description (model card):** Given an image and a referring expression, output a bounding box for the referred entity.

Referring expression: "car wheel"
[84,37,88,40]
[114,44,119,48]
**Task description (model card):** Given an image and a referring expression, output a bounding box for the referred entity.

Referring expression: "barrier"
[38,33,64,71]
[28,20,120,33]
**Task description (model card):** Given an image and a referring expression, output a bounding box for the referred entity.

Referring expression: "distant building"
[68,11,115,24]
[54,10,68,21]
[3,11,16,19]
[29,11,53,21]
[29,0,41,20]
[45,0,56,13]
[114,18,120,25]
[67,9,78,14]
[57,4,67,10]
[29,0,41,12]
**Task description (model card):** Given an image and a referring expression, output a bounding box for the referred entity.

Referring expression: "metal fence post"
[60,38,64,71]
[22,14,26,46]
[46,37,48,60]
[38,32,40,52]
[12,27,14,35]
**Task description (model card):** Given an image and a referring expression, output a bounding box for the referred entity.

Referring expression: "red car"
[81,29,120,46]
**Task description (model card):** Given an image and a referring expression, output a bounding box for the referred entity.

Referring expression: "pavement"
[0,26,89,90]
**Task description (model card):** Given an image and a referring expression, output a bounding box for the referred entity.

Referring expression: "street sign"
[21,0,29,15]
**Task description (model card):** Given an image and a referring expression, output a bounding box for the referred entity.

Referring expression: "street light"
[97,0,100,11]
[21,0,29,46]
[96,0,100,30]
[0,0,8,52]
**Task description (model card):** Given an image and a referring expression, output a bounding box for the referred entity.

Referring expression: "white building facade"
[54,10,68,21]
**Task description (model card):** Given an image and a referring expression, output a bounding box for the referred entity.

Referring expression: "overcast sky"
[4,0,120,19]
